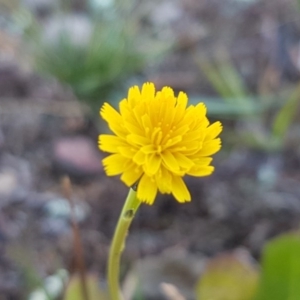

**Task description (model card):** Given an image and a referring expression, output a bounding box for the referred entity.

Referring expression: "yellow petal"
[121,167,143,187]
[141,82,155,99]
[164,135,182,148]
[161,86,174,97]
[193,157,213,165]
[162,105,176,128]
[170,124,190,138]
[133,150,146,165]
[100,103,126,137]
[127,134,149,146]
[100,102,121,122]
[181,130,204,143]
[119,98,129,115]
[172,140,201,155]
[133,104,146,127]
[156,166,172,193]
[173,92,188,123]
[161,150,180,172]
[149,96,161,124]
[173,152,194,170]
[171,176,191,203]
[128,86,141,108]
[197,138,221,156]
[141,144,156,154]
[124,119,144,136]
[118,146,137,158]
[141,114,153,133]
[177,91,188,109]
[137,174,158,205]
[102,154,127,175]
[195,102,207,120]
[98,135,127,153]
[187,165,214,177]
[204,121,223,141]
[144,154,161,175]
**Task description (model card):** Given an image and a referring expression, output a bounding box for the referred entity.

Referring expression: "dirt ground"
[1,0,300,299]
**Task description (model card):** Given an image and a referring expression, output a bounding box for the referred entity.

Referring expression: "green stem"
[108,188,141,300]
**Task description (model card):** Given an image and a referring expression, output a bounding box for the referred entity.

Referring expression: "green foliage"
[195,50,300,151]
[196,232,300,300]
[271,83,300,146]
[195,251,259,300]
[195,53,249,103]
[63,273,108,300]
[19,1,167,111]
[254,232,300,300]
[189,96,265,118]
[34,23,143,110]
[7,240,54,300]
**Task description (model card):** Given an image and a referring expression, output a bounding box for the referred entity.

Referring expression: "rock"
[257,155,282,190]
[52,136,103,178]
[40,193,90,240]
[43,196,89,223]
[0,171,18,199]
[0,154,33,205]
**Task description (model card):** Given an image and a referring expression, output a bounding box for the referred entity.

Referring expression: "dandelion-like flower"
[99,82,222,204]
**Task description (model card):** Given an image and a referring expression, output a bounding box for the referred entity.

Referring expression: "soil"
[1,0,300,299]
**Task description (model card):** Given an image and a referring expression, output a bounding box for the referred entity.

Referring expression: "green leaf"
[195,250,259,300]
[194,51,251,108]
[254,232,300,300]
[195,57,235,100]
[216,55,249,101]
[188,97,264,117]
[63,273,108,300]
[272,83,300,143]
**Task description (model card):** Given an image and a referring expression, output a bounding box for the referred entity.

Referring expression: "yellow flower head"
[99,82,222,205]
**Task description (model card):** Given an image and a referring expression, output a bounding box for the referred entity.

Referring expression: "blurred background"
[1,0,300,299]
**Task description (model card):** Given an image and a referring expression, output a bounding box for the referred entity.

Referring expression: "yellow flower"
[99,82,222,205]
